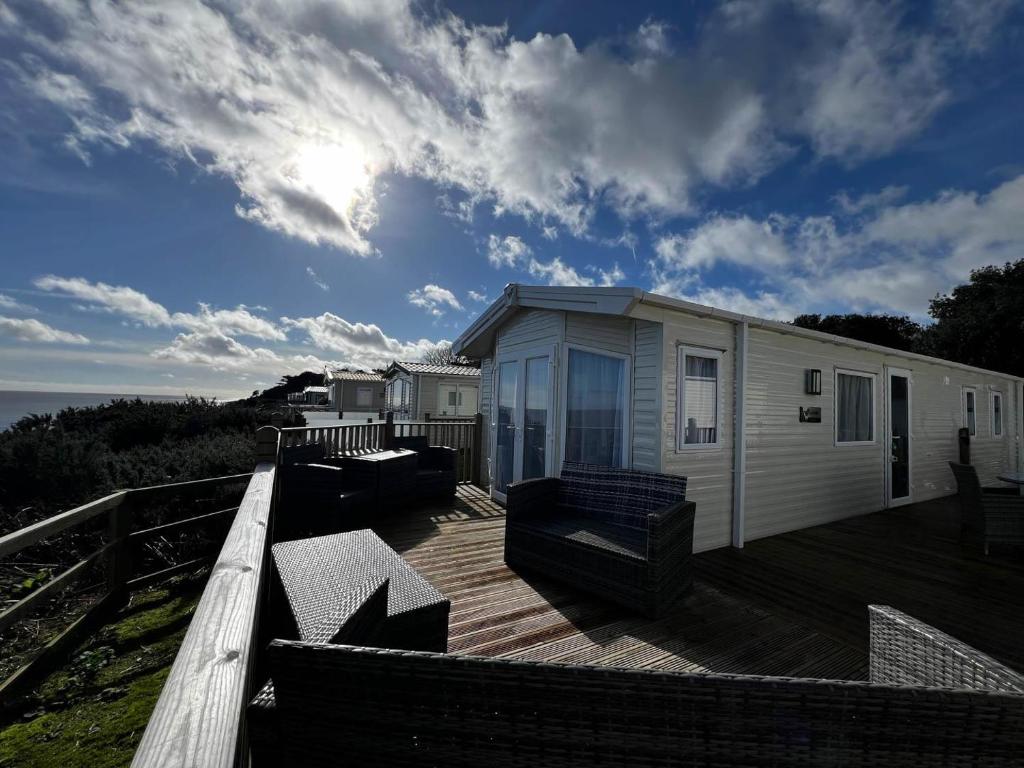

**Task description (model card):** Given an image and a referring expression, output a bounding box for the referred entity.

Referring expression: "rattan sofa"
[949,462,1024,555]
[505,462,695,618]
[262,604,1024,766]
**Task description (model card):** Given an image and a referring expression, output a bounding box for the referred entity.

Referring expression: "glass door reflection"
[522,356,549,480]
[494,360,519,495]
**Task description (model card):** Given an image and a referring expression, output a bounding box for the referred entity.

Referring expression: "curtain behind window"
[683,355,718,444]
[565,349,624,467]
[837,373,872,442]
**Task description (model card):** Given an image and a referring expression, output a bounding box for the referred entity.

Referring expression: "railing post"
[106,494,133,597]
[256,425,281,464]
[471,411,484,487]
[383,411,395,450]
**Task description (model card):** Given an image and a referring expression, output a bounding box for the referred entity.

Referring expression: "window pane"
[564,348,624,467]
[683,354,718,444]
[994,394,1002,436]
[837,373,873,442]
[966,391,976,435]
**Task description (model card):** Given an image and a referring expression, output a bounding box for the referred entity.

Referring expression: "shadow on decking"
[374,487,1024,679]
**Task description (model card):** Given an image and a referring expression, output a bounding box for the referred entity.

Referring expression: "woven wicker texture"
[248,575,390,768]
[506,464,695,618]
[949,462,1024,553]
[267,631,1024,767]
[869,604,1024,693]
[272,529,449,651]
[392,436,457,497]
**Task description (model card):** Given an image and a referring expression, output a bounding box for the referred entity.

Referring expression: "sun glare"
[292,142,373,215]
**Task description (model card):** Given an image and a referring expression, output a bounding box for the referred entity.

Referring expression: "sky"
[0,0,1022,398]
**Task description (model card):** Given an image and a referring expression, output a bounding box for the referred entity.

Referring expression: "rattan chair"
[276,462,375,540]
[263,604,1024,766]
[948,462,1024,555]
[505,461,695,618]
[392,435,457,498]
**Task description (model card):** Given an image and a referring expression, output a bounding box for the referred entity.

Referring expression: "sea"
[0,390,187,431]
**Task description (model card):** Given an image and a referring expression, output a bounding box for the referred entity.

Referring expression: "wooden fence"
[279,412,484,484]
[0,469,253,702]
[131,426,279,767]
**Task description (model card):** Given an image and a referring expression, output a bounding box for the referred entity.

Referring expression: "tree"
[250,371,326,402]
[791,313,924,352]
[421,342,477,367]
[920,260,1024,377]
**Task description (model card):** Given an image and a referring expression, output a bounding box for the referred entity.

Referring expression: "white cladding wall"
[743,327,1019,541]
[632,320,662,472]
[641,307,736,552]
[744,329,884,541]
[879,353,1015,501]
[417,375,480,419]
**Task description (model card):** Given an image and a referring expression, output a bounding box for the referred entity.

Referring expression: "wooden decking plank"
[367,486,1022,678]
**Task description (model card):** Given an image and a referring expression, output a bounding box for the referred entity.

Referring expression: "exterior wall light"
[805,369,822,395]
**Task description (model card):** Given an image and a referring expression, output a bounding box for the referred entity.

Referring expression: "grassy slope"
[0,576,204,768]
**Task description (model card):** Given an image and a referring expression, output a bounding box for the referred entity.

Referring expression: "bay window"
[563,347,627,467]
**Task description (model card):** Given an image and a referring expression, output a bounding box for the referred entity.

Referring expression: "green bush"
[0,397,298,537]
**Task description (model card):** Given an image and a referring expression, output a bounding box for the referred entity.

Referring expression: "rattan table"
[341,449,418,512]
[997,470,1024,496]
[271,528,449,652]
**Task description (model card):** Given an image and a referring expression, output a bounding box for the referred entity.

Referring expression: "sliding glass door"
[563,347,628,468]
[491,348,554,502]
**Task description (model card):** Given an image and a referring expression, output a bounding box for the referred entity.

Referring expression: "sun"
[291,141,374,216]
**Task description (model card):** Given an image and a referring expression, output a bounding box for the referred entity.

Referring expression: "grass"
[0,575,205,768]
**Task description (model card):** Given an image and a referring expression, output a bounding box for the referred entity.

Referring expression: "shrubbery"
[0,397,300,536]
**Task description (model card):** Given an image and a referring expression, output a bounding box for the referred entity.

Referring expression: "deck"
[376,486,1024,678]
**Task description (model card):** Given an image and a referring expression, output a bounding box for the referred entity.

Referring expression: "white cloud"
[0,316,89,344]
[6,0,1003,253]
[282,312,442,370]
[0,294,37,313]
[306,267,330,292]
[33,275,285,340]
[467,290,488,303]
[526,258,626,288]
[487,235,532,269]
[652,174,1024,319]
[654,216,790,272]
[834,185,908,215]
[34,275,172,327]
[407,284,463,316]
[669,286,798,321]
[152,329,330,375]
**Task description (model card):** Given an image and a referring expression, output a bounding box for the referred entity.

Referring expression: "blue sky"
[1,0,1022,398]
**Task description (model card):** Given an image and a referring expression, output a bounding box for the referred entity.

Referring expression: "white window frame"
[991,390,1003,438]
[834,368,877,447]
[962,386,978,437]
[559,342,632,469]
[676,345,724,451]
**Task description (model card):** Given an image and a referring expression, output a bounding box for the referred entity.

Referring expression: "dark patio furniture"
[949,462,1024,555]
[340,449,419,512]
[276,462,375,540]
[248,576,390,768]
[392,435,457,498]
[264,604,1024,767]
[504,461,695,618]
[271,529,450,652]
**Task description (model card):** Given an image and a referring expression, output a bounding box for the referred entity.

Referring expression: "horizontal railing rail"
[0,470,253,703]
[279,412,484,484]
[132,426,280,768]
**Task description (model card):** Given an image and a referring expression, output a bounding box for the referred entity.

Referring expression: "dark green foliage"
[0,397,298,537]
[250,370,325,402]
[921,260,1024,377]
[792,260,1023,378]
[792,313,925,352]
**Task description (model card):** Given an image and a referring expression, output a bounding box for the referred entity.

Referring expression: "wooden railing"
[0,470,253,702]
[279,412,484,485]
[132,426,279,768]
